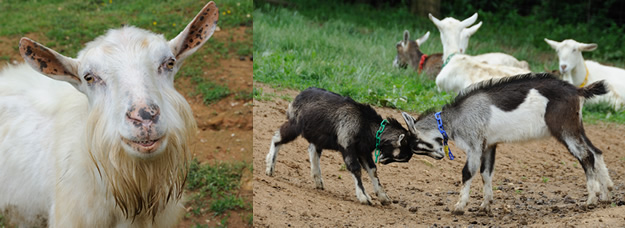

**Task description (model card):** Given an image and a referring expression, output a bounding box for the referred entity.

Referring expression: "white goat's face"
[19,2,219,159]
[429,13,481,54]
[401,112,445,160]
[544,38,597,74]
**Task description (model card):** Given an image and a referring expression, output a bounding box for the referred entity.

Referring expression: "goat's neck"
[567,59,589,87]
[442,46,461,61]
[436,109,456,140]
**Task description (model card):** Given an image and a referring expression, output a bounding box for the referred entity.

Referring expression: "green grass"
[0,0,252,57]
[186,159,251,221]
[253,0,625,123]
[196,80,231,104]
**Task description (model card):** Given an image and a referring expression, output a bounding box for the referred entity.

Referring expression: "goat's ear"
[403,30,410,44]
[401,112,418,134]
[416,31,430,46]
[169,1,219,62]
[19,37,81,86]
[544,38,560,50]
[463,21,482,37]
[428,13,442,28]
[579,43,598,52]
[460,13,478,27]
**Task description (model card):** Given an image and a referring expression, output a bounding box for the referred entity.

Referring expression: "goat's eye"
[165,58,175,70]
[84,73,94,82]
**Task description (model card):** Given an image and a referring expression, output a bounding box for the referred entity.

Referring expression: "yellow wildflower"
[153,21,157,25]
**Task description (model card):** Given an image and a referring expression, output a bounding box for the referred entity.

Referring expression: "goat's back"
[0,64,88,226]
[287,87,382,149]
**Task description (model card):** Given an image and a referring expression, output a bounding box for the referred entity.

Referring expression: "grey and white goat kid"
[402,73,614,215]
[265,87,444,205]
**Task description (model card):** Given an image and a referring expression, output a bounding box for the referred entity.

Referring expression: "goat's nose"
[126,104,160,127]
[561,64,567,71]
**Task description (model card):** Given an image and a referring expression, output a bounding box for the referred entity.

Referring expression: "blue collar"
[442,53,457,69]
[434,112,454,160]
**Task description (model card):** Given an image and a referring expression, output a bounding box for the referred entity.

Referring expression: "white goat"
[545,38,625,110]
[428,13,530,93]
[429,13,529,69]
[0,2,218,227]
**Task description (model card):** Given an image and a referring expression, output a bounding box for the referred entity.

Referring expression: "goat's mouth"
[378,155,411,165]
[122,137,163,154]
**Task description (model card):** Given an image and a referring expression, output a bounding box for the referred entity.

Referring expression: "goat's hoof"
[265,169,274,176]
[315,185,324,190]
[380,200,391,206]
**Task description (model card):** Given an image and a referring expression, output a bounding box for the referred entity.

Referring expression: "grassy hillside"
[253,0,625,123]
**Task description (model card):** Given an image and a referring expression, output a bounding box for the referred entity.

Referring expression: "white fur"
[429,13,530,93]
[308,144,324,189]
[485,89,551,144]
[436,55,530,93]
[428,13,529,69]
[0,2,218,226]
[545,38,625,110]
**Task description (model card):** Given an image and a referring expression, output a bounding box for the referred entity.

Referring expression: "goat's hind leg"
[360,153,391,205]
[266,122,300,176]
[583,135,613,202]
[308,143,324,189]
[562,135,600,206]
[479,144,497,215]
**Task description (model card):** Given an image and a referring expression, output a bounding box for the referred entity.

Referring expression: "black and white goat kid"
[265,87,444,205]
[402,73,614,215]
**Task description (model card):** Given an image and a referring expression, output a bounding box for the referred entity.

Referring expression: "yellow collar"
[579,62,589,88]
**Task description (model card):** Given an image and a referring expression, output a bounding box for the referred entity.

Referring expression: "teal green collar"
[442,53,457,68]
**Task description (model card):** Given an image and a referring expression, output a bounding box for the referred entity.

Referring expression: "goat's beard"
[86,92,196,221]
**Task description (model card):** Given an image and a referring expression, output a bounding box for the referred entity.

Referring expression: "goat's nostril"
[561,65,567,70]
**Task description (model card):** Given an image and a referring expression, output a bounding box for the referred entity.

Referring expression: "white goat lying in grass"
[0,2,218,227]
[428,13,530,93]
[545,38,625,110]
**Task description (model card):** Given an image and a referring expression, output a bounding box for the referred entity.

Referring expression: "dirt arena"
[253,83,625,227]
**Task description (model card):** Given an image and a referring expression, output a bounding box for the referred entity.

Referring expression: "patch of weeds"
[186,159,248,218]
[246,213,253,226]
[196,80,231,104]
[521,176,527,181]
[542,177,549,183]
[217,213,230,228]
[279,94,293,102]
[234,90,253,101]
[211,196,245,215]
[515,189,523,194]
[252,87,274,101]
[339,164,346,171]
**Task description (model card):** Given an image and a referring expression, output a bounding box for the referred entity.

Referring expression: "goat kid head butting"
[404,73,614,215]
[266,87,444,206]
[18,1,219,219]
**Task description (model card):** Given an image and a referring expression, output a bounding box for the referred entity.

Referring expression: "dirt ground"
[0,26,253,227]
[253,83,625,227]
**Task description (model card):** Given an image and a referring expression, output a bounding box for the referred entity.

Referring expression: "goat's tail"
[578,80,608,99]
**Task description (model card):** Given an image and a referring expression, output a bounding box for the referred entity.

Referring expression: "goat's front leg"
[308,143,324,189]
[360,154,391,205]
[343,153,371,205]
[453,149,481,215]
[479,145,497,215]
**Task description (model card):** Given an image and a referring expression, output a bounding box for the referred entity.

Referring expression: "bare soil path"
[253,83,625,227]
